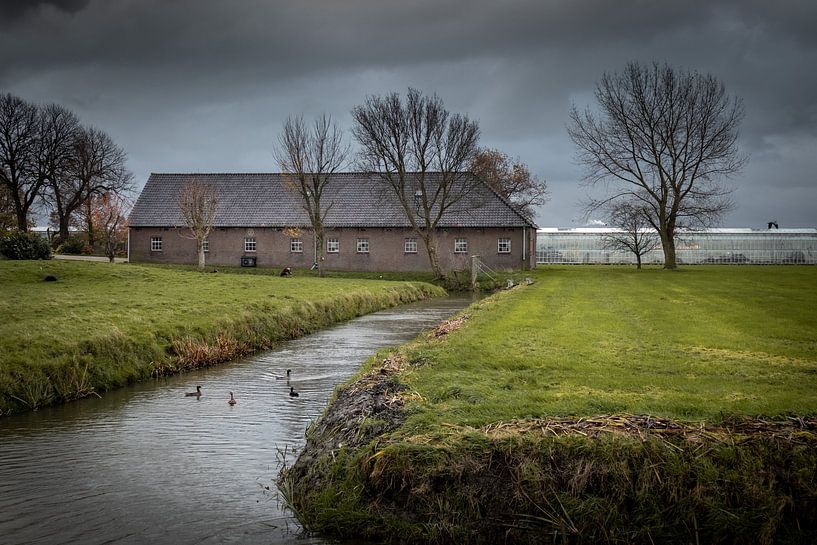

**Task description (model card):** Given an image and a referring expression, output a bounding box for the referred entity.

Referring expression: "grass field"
[284,266,817,544]
[0,260,444,415]
[399,265,817,432]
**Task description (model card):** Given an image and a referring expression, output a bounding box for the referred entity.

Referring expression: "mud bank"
[280,315,817,544]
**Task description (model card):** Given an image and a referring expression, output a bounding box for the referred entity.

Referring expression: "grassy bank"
[282,266,817,544]
[0,260,445,415]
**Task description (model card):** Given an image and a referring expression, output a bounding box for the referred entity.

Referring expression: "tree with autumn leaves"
[469,148,548,221]
[85,192,131,262]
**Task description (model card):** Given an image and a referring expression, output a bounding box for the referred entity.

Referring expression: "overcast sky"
[2,0,815,227]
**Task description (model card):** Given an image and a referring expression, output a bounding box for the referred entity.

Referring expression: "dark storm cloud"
[2,0,815,227]
[0,0,89,23]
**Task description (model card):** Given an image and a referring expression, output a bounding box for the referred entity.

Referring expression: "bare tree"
[274,114,348,277]
[568,62,745,269]
[72,127,133,247]
[178,181,219,271]
[352,88,481,279]
[602,201,661,269]
[470,147,548,221]
[0,93,40,231]
[37,104,82,244]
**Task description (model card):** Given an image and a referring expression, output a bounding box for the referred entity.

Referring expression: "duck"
[228,391,237,405]
[274,369,292,380]
[185,385,202,397]
[289,387,299,398]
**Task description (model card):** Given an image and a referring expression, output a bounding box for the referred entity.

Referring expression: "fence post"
[471,255,480,290]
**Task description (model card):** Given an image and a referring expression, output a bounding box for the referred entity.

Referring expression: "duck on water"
[185,386,202,397]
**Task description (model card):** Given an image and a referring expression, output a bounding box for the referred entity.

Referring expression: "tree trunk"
[422,231,444,279]
[15,205,27,232]
[315,231,325,278]
[56,212,71,245]
[197,239,206,271]
[636,254,642,270]
[660,229,677,269]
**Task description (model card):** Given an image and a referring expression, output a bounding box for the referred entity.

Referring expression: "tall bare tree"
[37,104,82,243]
[0,93,40,231]
[568,62,745,269]
[178,181,219,271]
[470,148,548,221]
[602,200,661,269]
[71,127,133,247]
[352,88,481,279]
[274,114,348,277]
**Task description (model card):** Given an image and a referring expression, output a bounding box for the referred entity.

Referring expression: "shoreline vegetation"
[0,260,445,416]
[281,266,817,544]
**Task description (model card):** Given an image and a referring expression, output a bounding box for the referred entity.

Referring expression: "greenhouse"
[536,228,817,265]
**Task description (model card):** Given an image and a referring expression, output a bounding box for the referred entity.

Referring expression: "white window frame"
[498,238,511,254]
[454,238,468,254]
[356,238,369,254]
[404,237,417,254]
[290,238,303,253]
[244,237,256,253]
[202,238,209,253]
[150,236,162,252]
[326,238,339,253]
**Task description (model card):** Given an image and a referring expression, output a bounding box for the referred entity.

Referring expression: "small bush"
[55,235,86,255]
[0,231,51,260]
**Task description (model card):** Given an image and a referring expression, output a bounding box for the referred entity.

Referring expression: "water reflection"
[0,295,476,545]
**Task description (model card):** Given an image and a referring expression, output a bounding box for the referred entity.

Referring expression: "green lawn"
[0,260,443,414]
[400,266,817,431]
[284,265,817,543]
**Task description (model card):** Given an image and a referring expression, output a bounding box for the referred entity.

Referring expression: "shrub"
[0,231,52,260]
[55,235,86,255]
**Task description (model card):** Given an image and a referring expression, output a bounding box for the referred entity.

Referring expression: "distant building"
[537,227,817,265]
[128,172,537,271]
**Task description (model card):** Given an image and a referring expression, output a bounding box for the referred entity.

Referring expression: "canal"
[0,294,476,545]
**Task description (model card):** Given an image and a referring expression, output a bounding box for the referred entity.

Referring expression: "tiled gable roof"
[129,172,536,229]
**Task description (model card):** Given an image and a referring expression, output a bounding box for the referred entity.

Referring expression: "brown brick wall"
[129,226,536,272]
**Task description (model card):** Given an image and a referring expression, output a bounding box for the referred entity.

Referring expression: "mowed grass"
[0,260,443,413]
[401,265,817,431]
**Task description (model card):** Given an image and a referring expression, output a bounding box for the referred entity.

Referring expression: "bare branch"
[569,62,745,269]
[351,88,481,278]
[177,181,219,271]
[274,113,349,277]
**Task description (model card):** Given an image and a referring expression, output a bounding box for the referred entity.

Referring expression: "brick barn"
[128,172,537,272]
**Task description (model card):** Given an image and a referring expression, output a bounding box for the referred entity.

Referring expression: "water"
[0,295,476,545]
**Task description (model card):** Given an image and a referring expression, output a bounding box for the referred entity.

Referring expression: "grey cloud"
[3,0,816,228]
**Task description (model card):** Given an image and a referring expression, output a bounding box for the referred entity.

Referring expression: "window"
[356,238,369,253]
[244,237,256,253]
[404,238,417,253]
[327,238,339,253]
[454,238,468,254]
[290,238,303,253]
[150,236,162,252]
[202,238,209,253]
[498,238,511,253]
